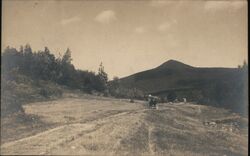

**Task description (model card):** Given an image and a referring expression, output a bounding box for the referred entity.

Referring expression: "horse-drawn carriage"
[147,94,159,109]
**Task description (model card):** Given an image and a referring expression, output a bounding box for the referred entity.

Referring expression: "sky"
[2,0,248,79]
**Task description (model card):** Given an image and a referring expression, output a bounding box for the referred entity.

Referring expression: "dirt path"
[1,109,147,155]
[148,126,156,155]
[1,96,248,155]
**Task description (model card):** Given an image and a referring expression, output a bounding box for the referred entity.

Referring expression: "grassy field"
[1,93,248,155]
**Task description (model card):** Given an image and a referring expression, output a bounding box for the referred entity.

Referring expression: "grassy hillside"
[1,73,66,117]
[1,96,248,155]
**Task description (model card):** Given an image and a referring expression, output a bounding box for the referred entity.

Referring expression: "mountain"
[118,60,239,93]
[114,60,247,115]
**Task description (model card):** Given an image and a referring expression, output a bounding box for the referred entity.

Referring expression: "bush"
[167,92,177,102]
[1,91,24,117]
[39,83,63,98]
[109,86,145,100]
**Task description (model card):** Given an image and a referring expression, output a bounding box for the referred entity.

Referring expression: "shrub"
[1,91,24,117]
[167,91,177,102]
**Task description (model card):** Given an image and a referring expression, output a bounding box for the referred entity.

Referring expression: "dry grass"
[1,94,248,155]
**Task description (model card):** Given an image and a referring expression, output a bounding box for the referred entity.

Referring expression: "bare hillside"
[1,94,248,156]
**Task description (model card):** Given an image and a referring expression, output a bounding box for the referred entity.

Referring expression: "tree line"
[2,44,108,93]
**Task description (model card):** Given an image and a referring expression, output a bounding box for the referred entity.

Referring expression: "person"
[148,94,157,108]
[183,98,187,103]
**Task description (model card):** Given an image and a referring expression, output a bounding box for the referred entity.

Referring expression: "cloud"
[135,27,147,34]
[149,0,184,8]
[149,1,172,7]
[158,22,171,32]
[95,10,116,24]
[157,20,177,32]
[204,1,246,12]
[61,16,81,25]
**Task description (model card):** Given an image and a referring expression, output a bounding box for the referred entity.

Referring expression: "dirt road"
[1,95,248,155]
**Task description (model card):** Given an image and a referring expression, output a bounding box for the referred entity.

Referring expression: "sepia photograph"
[1,0,248,155]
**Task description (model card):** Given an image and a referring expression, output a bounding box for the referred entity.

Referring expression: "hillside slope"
[1,95,248,155]
[116,60,247,115]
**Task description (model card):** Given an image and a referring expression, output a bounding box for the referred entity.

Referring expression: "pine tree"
[98,62,108,82]
[98,62,108,91]
[62,48,72,65]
